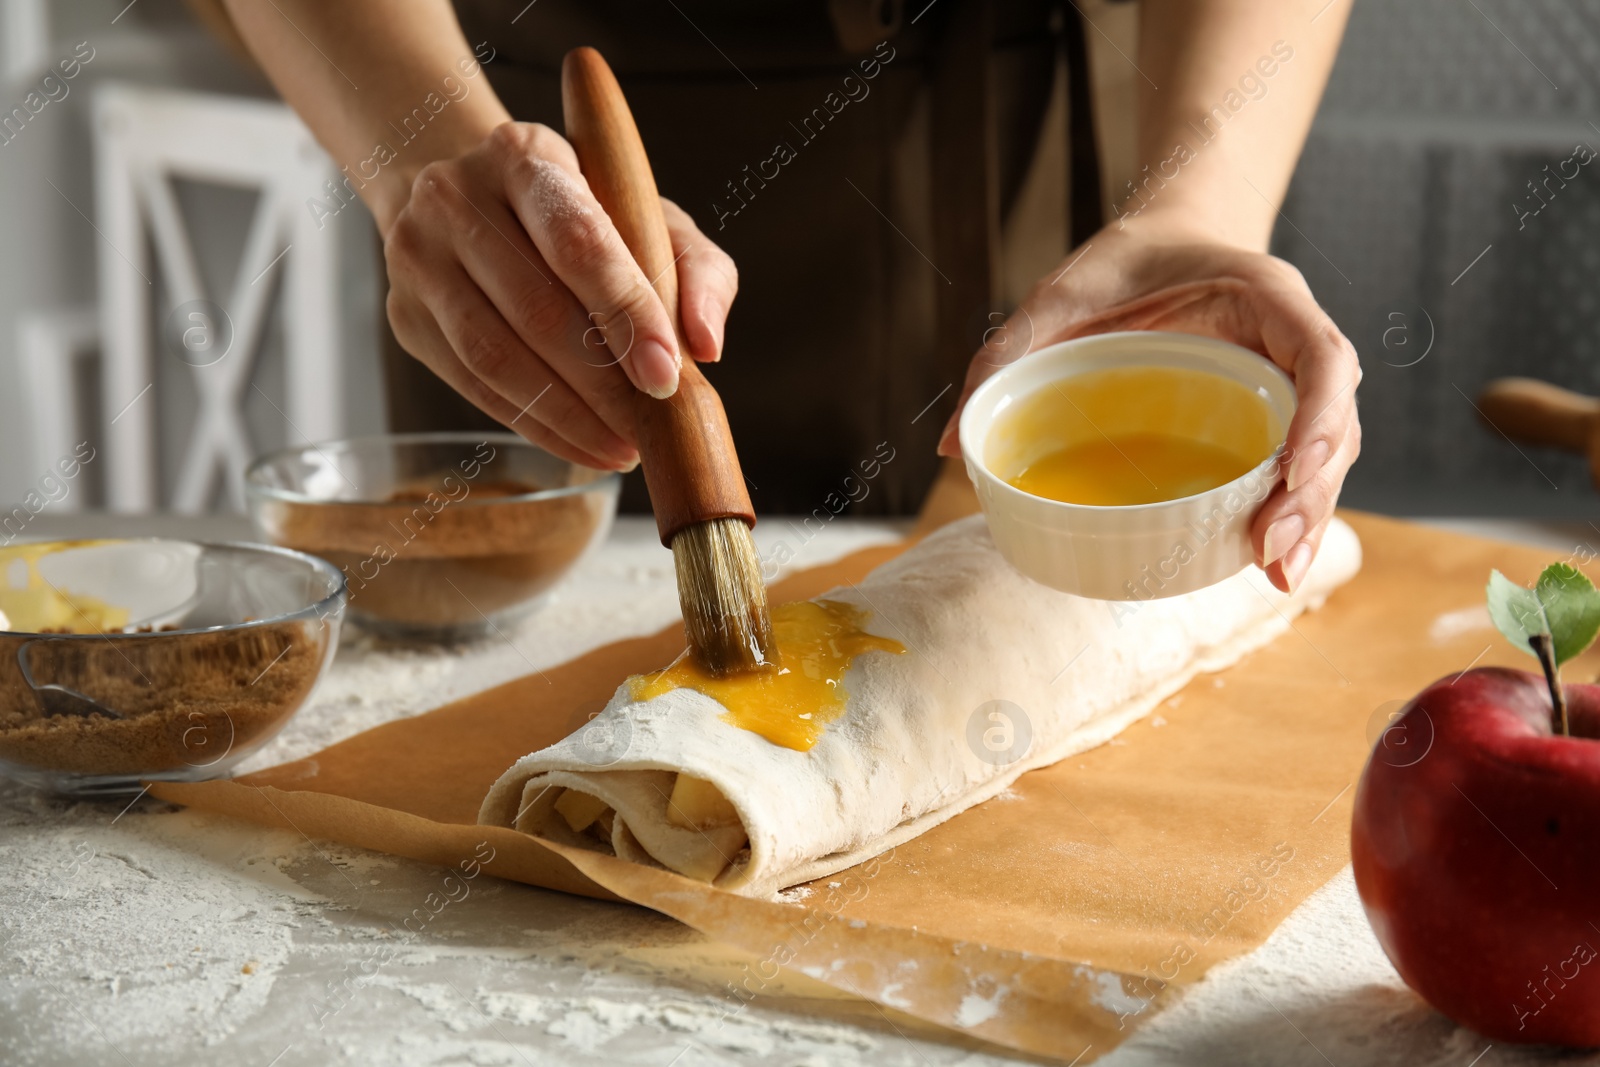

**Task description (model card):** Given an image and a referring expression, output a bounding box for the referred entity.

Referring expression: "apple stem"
[1529,633,1571,737]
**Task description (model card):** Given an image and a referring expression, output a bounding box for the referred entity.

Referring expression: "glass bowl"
[0,539,345,796]
[245,432,620,641]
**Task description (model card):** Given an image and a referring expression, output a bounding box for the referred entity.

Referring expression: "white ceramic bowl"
[958,331,1296,600]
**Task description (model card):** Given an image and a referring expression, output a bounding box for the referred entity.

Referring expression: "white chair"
[0,0,48,84]
[15,308,98,513]
[92,82,343,513]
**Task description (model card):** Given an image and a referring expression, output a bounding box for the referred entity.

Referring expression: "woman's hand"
[939,216,1362,594]
[384,121,738,470]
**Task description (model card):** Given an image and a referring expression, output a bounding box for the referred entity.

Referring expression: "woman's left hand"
[939,215,1362,594]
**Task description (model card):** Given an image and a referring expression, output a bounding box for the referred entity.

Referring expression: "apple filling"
[665,773,742,831]
[548,774,749,880]
[553,787,609,834]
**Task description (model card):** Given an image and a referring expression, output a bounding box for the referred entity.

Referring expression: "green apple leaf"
[1487,569,1546,654]
[1486,564,1600,666]
[1537,563,1600,664]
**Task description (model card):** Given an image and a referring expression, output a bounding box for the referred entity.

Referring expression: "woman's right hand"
[382,121,738,470]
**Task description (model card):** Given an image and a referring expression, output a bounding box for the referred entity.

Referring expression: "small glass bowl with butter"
[246,432,619,641]
[0,539,345,796]
[958,331,1296,600]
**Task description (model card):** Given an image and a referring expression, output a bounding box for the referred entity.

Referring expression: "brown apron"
[384,0,1104,515]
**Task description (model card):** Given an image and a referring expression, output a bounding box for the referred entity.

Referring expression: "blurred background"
[0,0,1597,522]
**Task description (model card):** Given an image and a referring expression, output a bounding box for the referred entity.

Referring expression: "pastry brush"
[561,46,774,674]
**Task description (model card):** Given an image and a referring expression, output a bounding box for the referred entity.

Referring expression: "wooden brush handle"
[1477,377,1600,452]
[560,47,755,547]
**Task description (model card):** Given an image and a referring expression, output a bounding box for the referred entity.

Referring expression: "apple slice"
[554,788,610,833]
[665,774,741,830]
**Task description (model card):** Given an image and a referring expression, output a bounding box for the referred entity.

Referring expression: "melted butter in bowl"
[992,365,1282,507]
[629,599,905,751]
[957,331,1298,599]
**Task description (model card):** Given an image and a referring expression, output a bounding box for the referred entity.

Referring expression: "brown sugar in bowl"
[246,433,619,641]
[0,539,345,796]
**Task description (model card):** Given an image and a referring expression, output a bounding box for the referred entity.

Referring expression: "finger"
[935,378,982,459]
[936,306,1038,456]
[663,198,737,363]
[1249,273,1362,494]
[418,262,640,469]
[1059,278,1228,339]
[387,298,624,471]
[1253,423,1358,561]
[1253,426,1358,590]
[1266,511,1332,595]
[490,126,682,398]
[442,181,640,445]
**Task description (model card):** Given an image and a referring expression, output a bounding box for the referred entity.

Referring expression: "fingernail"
[1282,540,1313,593]
[1262,513,1305,565]
[637,339,680,398]
[705,300,725,361]
[616,455,640,473]
[1287,440,1329,493]
[605,439,639,470]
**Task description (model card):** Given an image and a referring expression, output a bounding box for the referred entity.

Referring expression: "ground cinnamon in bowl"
[247,434,619,641]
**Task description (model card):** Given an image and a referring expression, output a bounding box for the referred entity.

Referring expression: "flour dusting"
[0,799,321,1053]
[953,989,1005,1028]
[528,158,592,227]
[1429,604,1492,644]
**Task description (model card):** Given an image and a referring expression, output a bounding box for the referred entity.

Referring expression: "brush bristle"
[671,517,774,675]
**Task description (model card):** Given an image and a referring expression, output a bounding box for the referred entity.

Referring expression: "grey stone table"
[2,514,1596,1067]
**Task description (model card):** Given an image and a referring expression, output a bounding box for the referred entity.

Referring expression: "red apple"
[1352,667,1600,1045]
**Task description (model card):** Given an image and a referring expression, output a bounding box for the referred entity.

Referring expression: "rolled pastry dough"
[480,515,1362,897]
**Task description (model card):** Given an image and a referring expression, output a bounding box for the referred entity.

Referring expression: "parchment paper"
[152,503,1573,1062]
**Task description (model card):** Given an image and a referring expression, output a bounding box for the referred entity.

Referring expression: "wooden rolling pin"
[1477,377,1600,489]
[561,47,775,674]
